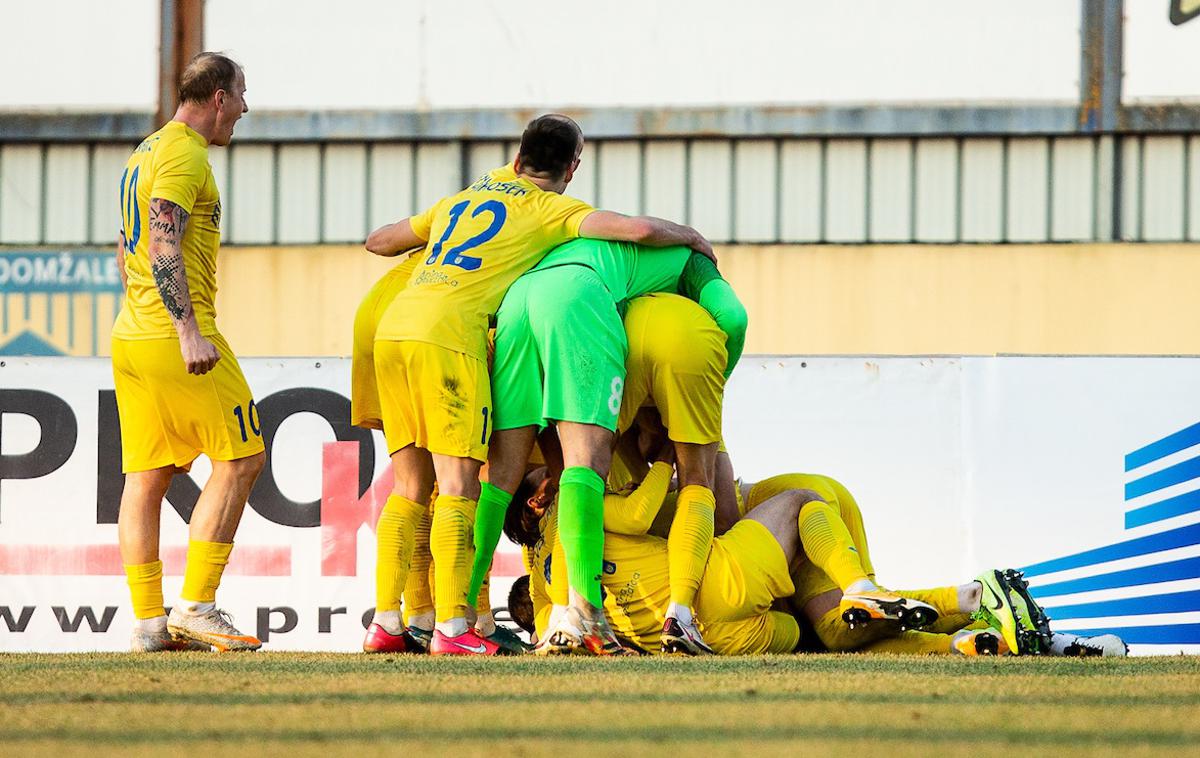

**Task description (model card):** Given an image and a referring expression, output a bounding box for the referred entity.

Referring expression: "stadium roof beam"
[3,104,1199,144]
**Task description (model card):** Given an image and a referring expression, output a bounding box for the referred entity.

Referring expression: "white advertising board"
[2,355,1198,655]
[1124,1,1200,104]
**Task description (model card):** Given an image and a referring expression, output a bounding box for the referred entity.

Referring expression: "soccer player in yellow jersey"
[612,293,730,654]
[362,114,711,654]
[509,445,1017,656]
[350,254,530,655]
[112,53,263,652]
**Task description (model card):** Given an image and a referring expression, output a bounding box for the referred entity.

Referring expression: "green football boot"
[485,624,533,655]
[1000,569,1053,655]
[972,568,1052,655]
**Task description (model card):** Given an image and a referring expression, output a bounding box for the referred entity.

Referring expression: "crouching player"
[476,241,735,655]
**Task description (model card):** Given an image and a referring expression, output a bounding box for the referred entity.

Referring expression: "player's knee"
[674,442,717,488]
[433,464,482,500]
[230,450,266,483]
[676,463,713,489]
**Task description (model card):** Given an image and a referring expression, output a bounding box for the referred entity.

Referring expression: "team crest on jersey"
[212,200,222,229]
[602,560,617,575]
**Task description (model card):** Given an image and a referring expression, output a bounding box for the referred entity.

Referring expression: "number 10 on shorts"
[232,401,261,443]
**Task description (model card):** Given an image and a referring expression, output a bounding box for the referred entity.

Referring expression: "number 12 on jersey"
[425,199,507,271]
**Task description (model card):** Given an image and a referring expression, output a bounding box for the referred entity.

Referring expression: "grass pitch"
[1,654,1198,757]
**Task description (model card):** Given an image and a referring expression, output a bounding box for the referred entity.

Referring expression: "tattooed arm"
[148,197,220,375]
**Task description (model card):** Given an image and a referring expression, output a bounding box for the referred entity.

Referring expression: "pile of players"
[110,52,1123,657]
[353,114,1124,658]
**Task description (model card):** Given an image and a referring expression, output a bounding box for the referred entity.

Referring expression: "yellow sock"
[550,524,569,607]
[124,560,166,620]
[375,494,426,613]
[813,606,893,652]
[798,500,868,591]
[430,494,476,623]
[668,485,715,607]
[180,541,233,604]
[925,613,977,635]
[476,572,492,616]
[402,500,435,623]
[862,630,954,655]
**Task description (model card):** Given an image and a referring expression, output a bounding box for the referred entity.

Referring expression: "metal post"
[157,0,205,127]
[1079,0,1124,239]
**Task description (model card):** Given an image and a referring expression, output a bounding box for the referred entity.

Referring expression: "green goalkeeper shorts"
[492,264,627,432]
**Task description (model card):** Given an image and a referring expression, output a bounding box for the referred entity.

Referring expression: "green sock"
[466,482,512,605]
[557,466,606,608]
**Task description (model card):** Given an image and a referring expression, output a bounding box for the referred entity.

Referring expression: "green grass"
[2,654,1199,756]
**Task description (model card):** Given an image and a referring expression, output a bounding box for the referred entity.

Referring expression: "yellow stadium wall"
[7,244,1196,357]
[211,243,1200,357]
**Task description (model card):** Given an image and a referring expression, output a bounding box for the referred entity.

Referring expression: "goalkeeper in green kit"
[468,237,747,655]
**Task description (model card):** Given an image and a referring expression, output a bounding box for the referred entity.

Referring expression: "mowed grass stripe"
[1,654,1198,754]
[2,688,1199,708]
[6,652,1198,676]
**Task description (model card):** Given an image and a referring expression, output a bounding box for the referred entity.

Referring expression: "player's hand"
[180,331,221,375]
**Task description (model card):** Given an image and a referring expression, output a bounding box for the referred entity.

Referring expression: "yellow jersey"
[599,462,676,651]
[374,164,594,361]
[603,532,672,652]
[113,121,222,339]
[524,501,559,638]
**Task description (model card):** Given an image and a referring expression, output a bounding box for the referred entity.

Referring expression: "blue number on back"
[119,166,141,254]
[425,199,507,271]
[426,200,469,265]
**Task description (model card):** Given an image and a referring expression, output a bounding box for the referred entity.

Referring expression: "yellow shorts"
[351,254,419,430]
[704,610,801,655]
[620,293,726,445]
[748,473,876,581]
[696,519,795,623]
[111,333,264,473]
[374,340,491,461]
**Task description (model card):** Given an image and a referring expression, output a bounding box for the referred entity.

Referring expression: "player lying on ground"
[506,431,1127,657]
[114,52,264,653]
[362,113,711,654]
[503,455,988,654]
[477,257,747,656]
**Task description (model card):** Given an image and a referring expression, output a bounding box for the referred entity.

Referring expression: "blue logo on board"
[1024,421,1200,647]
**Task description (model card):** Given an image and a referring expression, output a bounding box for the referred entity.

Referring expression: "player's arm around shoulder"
[366,198,438,257]
[578,210,715,262]
[147,196,217,375]
[365,218,426,257]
